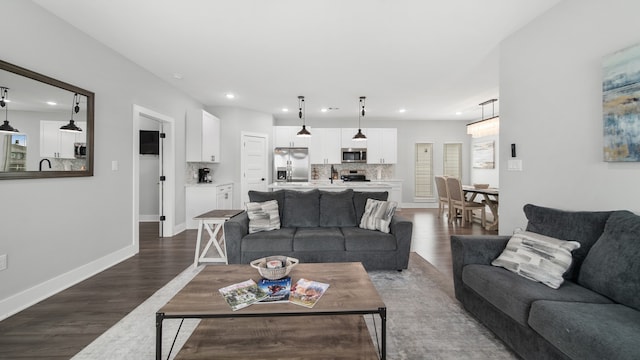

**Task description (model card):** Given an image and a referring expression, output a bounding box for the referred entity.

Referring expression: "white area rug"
[73,255,516,359]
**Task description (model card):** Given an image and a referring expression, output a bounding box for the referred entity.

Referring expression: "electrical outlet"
[0,254,7,271]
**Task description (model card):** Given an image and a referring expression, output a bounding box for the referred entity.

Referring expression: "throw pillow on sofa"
[246,200,281,233]
[491,230,580,289]
[359,199,397,233]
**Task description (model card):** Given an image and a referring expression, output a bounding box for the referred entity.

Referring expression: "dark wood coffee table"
[156,262,386,359]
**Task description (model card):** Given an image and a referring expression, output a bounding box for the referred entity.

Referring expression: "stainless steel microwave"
[342,148,367,163]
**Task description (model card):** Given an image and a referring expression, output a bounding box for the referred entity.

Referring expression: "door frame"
[240,131,269,207]
[132,104,176,246]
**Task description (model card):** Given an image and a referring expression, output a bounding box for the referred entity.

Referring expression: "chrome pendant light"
[296,95,311,137]
[0,87,19,133]
[60,93,83,132]
[352,96,367,141]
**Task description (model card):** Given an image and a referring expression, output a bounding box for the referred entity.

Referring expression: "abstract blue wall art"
[603,43,640,162]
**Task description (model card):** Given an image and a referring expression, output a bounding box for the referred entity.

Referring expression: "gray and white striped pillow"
[492,230,580,289]
[246,200,281,234]
[359,199,398,233]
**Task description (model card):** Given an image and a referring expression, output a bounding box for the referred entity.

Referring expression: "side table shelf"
[193,209,244,267]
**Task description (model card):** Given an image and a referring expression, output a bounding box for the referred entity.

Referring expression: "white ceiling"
[34,0,561,122]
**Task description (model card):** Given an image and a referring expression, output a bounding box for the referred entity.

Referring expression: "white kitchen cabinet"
[187,110,220,163]
[274,126,310,148]
[216,183,233,209]
[366,128,397,164]
[40,120,86,159]
[386,180,403,207]
[309,128,341,164]
[185,183,234,229]
[341,128,367,149]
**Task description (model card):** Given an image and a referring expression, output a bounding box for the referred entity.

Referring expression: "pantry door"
[241,132,269,207]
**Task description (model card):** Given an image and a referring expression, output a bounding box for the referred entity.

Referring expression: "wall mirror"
[0,59,94,179]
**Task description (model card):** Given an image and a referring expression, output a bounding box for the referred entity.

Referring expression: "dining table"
[462,185,499,231]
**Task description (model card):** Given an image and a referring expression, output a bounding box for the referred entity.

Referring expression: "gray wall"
[499,0,640,234]
[0,1,202,318]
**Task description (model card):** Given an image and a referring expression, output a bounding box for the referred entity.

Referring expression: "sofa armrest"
[450,235,510,301]
[391,214,413,269]
[224,212,249,264]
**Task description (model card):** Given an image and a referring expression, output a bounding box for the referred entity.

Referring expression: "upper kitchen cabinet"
[187,110,220,163]
[366,128,397,164]
[309,128,341,164]
[341,128,367,149]
[40,120,87,159]
[274,126,310,148]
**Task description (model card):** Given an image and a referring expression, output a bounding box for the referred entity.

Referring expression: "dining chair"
[434,176,450,219]
[445,177,486,227]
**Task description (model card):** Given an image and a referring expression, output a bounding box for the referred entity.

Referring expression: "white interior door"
[241,132,268,207]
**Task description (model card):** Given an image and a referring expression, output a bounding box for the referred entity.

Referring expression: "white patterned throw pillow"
[246,200,281,234]
[359,199,398,233]
[491,230,580,289]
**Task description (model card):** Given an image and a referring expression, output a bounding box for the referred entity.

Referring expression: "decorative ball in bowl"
[250,256,299,280]
[473,183,490,189]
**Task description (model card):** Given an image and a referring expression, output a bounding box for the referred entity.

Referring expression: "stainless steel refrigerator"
[274,147,309,182]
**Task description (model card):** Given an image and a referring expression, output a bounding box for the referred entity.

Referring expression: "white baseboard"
[399,202,439,209]
[0,245,138,321]
[139,214,159,222]
[173,222,186,236]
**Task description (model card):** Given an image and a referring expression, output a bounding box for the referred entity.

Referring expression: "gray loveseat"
[224,189,413,270]
[451,204,640,360]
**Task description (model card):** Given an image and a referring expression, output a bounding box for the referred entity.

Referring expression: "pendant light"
[352,96,367,141]
[466,98,499,138]
[60,93,83,132]
[0,87,19,133]
[296,95,311,137]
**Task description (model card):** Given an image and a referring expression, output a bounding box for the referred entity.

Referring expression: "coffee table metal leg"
[379,307,386,360]
[156,312,164,360]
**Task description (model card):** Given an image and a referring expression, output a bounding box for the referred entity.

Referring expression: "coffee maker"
[198,168,211,183]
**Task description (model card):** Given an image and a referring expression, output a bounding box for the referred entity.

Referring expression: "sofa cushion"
[241,228,295,252]
[342,227,397,251]
[246,200,280,234]
[578,211,640,311]
[529,301,640,360]
[319,189,357,227]
[249,190,285,220]
[491,231,580,289]
[359,199,398,233]
[293,227,344,251]
[353,191,388,223]
[462,264,614,327]
[283,189,320,228]
[523,204,613,280]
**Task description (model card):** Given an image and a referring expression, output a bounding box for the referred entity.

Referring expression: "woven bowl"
[473,183,490,189]
[250,256,299,280]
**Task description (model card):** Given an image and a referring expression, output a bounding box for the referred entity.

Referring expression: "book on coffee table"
[219,279,268,311]
[257,277,292,304]
[289,278,330,308]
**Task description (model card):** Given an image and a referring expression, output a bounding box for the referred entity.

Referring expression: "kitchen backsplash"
[186,162,216,184]
[312,164,394,181]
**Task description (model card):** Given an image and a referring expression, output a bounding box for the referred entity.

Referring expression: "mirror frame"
[0,59,94,180]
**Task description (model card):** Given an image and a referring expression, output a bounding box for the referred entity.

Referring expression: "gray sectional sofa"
[451,204,640,360]
[224,189,413,270]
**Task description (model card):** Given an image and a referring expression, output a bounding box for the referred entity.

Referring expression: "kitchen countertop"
[185,181,233,187]
[268,181,393,190]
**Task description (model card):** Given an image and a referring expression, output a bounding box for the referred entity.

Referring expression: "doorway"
[132,105,176,248]
[240,131,269,206]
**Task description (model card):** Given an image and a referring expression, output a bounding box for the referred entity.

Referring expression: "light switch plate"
[111,160,119,171]
[507,159,523,171]
[0,254,7,271]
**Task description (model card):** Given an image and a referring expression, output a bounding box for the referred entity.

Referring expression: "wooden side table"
[193,209,244,267]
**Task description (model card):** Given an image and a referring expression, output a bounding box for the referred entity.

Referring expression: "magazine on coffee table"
[219,279,268,311]
[257,277,292,304]
[289,278,330,308]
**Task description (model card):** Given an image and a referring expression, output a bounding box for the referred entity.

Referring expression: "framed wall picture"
[473,141,495,169]
[603,43,640,162]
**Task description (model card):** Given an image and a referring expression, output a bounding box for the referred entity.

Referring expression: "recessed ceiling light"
[225,93,235,99]
[282,108,289,112]
[172,73,183,80]
[399,108,406,113]
[46,101,57,106]
[455,111,463,115]
[321,108,328,112]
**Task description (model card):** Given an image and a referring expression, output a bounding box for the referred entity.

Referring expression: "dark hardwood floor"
[0,209,493,359]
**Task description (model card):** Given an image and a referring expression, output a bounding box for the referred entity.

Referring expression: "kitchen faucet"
[330,165,335,184]
[39,158,51,171]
